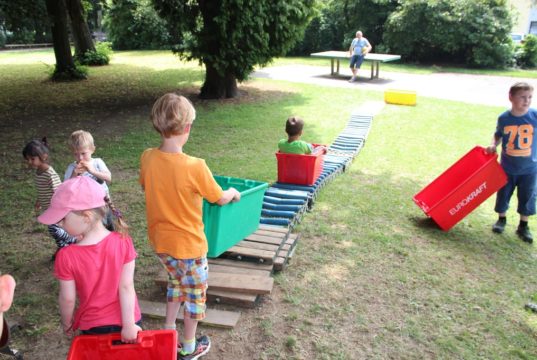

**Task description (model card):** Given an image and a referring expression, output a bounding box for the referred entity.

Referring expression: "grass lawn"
[1,49,537,359]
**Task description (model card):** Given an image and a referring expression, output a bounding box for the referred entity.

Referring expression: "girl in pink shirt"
[37,176,142,343]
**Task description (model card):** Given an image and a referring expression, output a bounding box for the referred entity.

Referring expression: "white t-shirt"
[64,158,110,195]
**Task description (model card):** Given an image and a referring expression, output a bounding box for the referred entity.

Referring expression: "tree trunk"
[45,0,76,74]
[66,0,95,57]
[200,63,238,99]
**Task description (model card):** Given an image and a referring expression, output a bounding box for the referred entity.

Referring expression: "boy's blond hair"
[285,116,304,137]
[510,82,534,96]
[68,130,95,151]
[151,93,195,137]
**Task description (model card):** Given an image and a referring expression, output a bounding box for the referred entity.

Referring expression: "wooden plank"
[207,290,258,308]
[208,258,274,272]
[209,264,271,277]
[155,271,273,294]
[258,224,289,233]
[288,233,299,242]
[226,246,276,264]
[273,256,286,272]
[139,300,240,329]
[209,272,273,294]
[245,233,285,245]
[234,240,280,252]
[288,244,297,260]
[157,266,270,280]
[254,229,288,238]
[255,229,289,238]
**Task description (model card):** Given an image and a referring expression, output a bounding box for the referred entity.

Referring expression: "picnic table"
[310,51,401,80]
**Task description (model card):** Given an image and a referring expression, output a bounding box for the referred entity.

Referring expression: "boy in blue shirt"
[487,82,537,243]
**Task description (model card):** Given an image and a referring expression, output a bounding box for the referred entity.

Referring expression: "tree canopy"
[383,0,514,68]
[153,0,317,99]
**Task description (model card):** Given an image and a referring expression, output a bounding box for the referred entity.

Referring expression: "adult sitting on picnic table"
[348,30,372,83]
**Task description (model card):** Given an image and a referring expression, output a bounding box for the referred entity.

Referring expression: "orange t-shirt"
[139,149,223,259]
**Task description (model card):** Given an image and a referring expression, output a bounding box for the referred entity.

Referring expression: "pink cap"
[38,176,106,225]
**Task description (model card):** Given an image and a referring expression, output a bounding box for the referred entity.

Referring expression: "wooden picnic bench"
[310,51,401,80]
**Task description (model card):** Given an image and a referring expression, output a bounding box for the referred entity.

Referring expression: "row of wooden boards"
[141,225,299,328]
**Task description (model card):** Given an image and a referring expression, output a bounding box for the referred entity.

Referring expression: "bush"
[517,34,537,68]
[103,0,171,50]
[77,41,113,66]
[383,0,514,68]
[6,29,35,44]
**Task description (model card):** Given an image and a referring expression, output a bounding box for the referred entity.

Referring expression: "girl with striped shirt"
[22,138,76,252]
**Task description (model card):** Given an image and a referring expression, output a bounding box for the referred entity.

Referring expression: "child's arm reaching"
[58,280,76,337]
[119,260,141,343]
[217,187,241,205]
[485,134,501,154]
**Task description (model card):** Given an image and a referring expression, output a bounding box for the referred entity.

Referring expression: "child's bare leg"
[183,316,198,341]
[165,301,181,328]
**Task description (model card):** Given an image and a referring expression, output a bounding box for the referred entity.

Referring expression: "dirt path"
[253,64,530,107]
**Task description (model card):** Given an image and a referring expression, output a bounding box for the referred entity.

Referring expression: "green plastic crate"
[203,175,268,258]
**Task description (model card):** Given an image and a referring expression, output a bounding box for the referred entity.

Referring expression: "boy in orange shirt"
[140,93,240,360]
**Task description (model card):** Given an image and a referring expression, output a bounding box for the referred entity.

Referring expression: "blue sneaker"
[179,335,211,360]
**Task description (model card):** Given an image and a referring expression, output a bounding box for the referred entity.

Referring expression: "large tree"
[66,0,96,58]
[45,0,77,76]
[153,0,317,99]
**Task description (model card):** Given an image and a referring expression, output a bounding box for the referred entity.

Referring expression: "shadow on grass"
[410,215,442,230]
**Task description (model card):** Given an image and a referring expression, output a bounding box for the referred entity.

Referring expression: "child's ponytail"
[104,196,129,237]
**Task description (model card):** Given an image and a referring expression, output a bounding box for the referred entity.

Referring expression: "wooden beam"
[245,233,285,245]
[258,224,289,233]
[139,300,240,329]
[207,290,258,308]
[155,271,274,295]
[209,272,273,294]
[226,246,276,264]
[208,264,271,277]
[208,258,273,271]
[234,240,280,252]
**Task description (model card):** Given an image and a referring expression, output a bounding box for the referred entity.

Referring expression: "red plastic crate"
[276,144,326,185]
[66,330,177,360]
[413,146,507,231]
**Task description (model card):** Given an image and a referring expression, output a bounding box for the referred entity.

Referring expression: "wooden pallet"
[151,225,299,311]
[273,233,299,271]
[139,300,240,329]
[221,225,291,263]
[155,270,273,295]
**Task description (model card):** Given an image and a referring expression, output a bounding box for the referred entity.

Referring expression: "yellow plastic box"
[384,89,417,106]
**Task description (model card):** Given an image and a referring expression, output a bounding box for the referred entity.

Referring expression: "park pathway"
[252,64,534,108]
